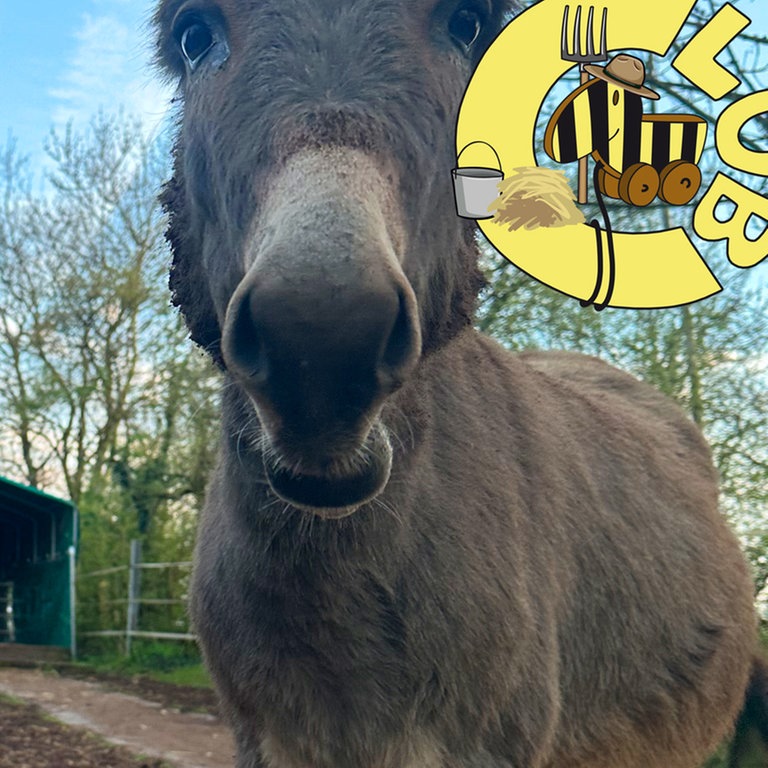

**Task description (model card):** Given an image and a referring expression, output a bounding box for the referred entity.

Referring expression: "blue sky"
[0,0,170,167]
[1,0,767,172]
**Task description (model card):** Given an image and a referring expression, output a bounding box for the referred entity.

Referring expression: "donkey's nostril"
[378,288,420,390]
[225,290,269,384]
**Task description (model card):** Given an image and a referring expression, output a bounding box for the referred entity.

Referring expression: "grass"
[0,691,24,706]
[71,657,213,689]
[75,639,213,688]
[137,663,211,688]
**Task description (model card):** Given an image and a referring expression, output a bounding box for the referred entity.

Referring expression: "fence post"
[125,539,142,656]
[68,545,77,660]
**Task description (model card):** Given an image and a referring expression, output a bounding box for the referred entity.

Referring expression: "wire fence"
[78,540,195,655]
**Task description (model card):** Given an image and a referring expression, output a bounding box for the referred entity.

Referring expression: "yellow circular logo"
[455,0,767,310]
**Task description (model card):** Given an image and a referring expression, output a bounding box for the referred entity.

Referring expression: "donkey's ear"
[501,0,524,13]
[478,0,520,57]
[161,175,225,368]
[495,0,525,31]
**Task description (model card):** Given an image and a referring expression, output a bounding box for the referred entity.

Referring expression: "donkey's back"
[510,345,756,767]
[374,334,756,768]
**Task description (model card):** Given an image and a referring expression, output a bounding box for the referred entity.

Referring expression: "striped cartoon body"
[544,78,707,206]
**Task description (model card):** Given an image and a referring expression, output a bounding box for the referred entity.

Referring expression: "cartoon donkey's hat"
[584,54,660,100]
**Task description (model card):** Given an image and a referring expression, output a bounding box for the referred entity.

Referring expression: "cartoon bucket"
[452,141,503,219]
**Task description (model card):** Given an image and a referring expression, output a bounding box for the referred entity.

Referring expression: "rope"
[580,161,616,312]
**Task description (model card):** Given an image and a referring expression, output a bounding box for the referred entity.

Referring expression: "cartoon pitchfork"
[560,5,609,204]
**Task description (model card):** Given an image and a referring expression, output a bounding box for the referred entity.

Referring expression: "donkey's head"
[155,0,514,516]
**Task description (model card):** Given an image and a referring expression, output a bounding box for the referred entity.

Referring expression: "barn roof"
[0,476,77,564]
[0,475,74,515]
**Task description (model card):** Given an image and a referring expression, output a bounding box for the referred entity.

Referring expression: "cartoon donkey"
[544,54,707,207]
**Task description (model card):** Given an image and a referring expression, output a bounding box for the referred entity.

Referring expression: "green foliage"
[121,640,202,673]
[77,642,209,687]
[144,663,211,688]
[701,744,728,768]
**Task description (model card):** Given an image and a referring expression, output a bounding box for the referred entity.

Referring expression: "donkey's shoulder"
[515,347,713,466]
[517,348,682,415]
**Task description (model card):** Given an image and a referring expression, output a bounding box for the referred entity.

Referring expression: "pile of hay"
[488,166,584,231]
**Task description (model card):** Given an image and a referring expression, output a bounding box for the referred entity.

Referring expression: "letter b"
[694,173,768,268]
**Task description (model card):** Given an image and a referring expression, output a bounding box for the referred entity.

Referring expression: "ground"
[0,666,234,768]
[0,696,166,768]
[0,664,764,767]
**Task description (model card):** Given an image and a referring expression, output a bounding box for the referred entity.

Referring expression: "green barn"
[0,476,77,659]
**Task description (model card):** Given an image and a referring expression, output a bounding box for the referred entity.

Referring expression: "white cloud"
[49,7,172,138]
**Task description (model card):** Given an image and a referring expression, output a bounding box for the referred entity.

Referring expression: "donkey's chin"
[263,424,393,519]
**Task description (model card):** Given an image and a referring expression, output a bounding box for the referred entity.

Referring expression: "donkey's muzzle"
[221,149,420,511]
[224,261,419,437]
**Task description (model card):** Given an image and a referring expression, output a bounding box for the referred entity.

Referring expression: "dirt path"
[0,668,235,768]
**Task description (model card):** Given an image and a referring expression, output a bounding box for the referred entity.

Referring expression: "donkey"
[154,1,764,766]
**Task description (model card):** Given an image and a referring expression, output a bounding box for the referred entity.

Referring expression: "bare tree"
[0,113,219,565]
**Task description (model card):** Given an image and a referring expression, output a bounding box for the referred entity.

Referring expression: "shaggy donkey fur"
[154,1,765,766]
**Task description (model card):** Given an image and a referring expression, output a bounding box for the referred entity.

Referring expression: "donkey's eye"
[448,7,484,50]
[177,19,215,71]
